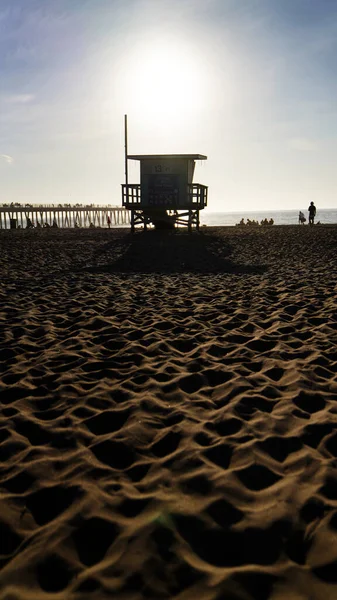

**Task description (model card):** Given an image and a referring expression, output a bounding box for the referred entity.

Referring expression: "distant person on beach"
[26,217,33,229]
[308,202,316,225]
[299,211,306,224]
[52,219,58,228]
[107,215,111,229]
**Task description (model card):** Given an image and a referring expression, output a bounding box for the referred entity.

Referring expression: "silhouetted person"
[52,219,58,228]
[107,215,111,229]
[299,211,306,224]
[26,217,33,229]
[308,202,316,225]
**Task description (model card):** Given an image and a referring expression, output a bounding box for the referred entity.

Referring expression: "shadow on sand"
[83,230,267,275]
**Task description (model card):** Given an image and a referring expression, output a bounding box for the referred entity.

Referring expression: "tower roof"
[127,154,207,161]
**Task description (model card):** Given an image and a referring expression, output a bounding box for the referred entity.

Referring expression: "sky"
[1,0,337,212]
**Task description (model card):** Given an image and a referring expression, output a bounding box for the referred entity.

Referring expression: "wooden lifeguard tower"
[121,117,208,232]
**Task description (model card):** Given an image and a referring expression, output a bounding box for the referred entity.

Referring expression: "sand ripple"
[1,226,337,598]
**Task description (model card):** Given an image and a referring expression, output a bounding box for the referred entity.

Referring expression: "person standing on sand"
[308,202,316,226]
[299,211,306,224]
[107,215,111,229]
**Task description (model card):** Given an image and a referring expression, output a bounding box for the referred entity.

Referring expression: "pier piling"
[0,205,130,229]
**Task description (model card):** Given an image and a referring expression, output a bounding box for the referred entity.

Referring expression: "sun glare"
[117,37,208,130]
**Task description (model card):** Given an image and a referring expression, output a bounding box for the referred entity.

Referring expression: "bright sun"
[118,37,207,126]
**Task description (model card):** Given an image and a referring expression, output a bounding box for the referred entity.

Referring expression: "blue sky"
[1,0,337,211]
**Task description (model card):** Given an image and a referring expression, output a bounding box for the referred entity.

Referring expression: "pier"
[0,204,130,229]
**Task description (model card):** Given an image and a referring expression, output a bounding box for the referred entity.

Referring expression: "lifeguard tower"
[121,118,208,232]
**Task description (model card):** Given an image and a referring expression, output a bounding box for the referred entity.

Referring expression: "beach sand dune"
[1,225,337,599]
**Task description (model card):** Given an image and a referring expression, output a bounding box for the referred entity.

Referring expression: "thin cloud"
[0,154,13,164]
[4,93,35,104]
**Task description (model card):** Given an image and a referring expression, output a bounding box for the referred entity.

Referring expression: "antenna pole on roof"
[124,114,128,187]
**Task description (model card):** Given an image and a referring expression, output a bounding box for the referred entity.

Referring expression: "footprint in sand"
[300,497,328,523]
[206,498,243,527]
[235,464,281,491]
[91,439,136,469]
[203,443,233,469]
[206,417,243,437]
[256,435,302,463]
[118,497,149,518]
[25,485,81,525]
[174,514,281,566]
[72,517,119,566]
[3,470,36,493]
[151,431,182,458]
[37,554,75,592]
[292,390,326,414]
[302,423,334,448]
[84,408,132,435]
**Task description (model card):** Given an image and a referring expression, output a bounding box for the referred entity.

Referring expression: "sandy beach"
[1,224,337,599]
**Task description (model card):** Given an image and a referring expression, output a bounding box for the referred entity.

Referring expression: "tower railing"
[188,184,208,209]
[122,183,207,209]
[122,184,141,206]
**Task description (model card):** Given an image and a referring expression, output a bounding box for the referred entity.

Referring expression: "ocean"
[1,208,337,229]
[200,209,337,227]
